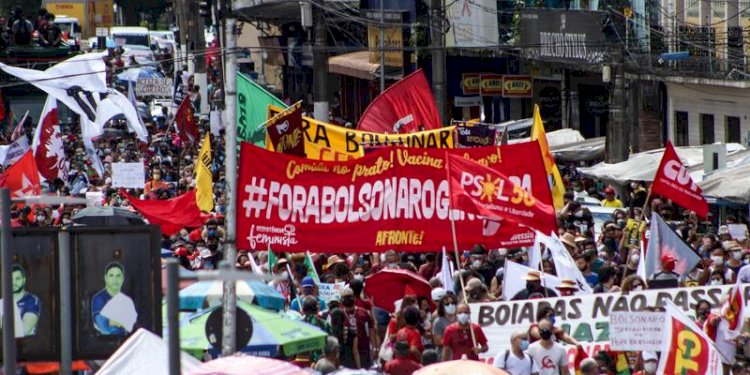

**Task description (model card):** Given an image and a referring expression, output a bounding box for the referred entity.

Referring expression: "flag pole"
[444,153,478,350]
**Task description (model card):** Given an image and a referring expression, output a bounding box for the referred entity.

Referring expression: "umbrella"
[188,354,307,375]
[179,301,326,359]
[364,268,432,313]
[415,359,510,375]
[117,67,164,83]
[179,280,285,311]
[71,206,145,226]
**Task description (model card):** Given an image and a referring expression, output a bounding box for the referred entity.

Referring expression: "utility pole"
[430,0,446,123]
[607,46,629,162]
[175,0,188,69]
[220,0,239,357]
[313,1,329,121]
[379,0,385,93]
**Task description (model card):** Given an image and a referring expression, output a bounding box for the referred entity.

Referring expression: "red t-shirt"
[383,357,422,375]
[441,322,488,360]
[395,326,423,362]
[355,297,373,311]
[344,306,375,351]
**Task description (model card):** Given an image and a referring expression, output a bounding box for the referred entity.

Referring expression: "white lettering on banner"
[662,159,700,193]
[471,284,746,371]
[248,224,299,248]
[609,311,665,351]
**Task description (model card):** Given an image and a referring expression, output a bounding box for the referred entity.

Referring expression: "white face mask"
[644,362,657,373]
[471,259,482,269]
[276,271,288,280]
[387,262,398,269]
[732,251,743,261]
[631,254,640,264]
[722,241,732,250]
[711,279,723,286]
[632,285,644,291]
[631,182,638,189]
[353,274,364,281]
[444,304,456,315]
[712,256,724,266]
[457,313,470,324]
[574,211,583,218]
[498,249,507,256]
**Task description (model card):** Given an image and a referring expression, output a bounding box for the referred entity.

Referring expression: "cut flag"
[650,140,709,218]
[644,212,701,280]
[0,151,41,198]
[446,152,557,235]
[32,97,68,181]
[174,96,199,143]
[531,104,565,210]
[122,190,203,236]
[357,70,441,133]
[657,300,725,374]
[236,72,288,146]
[194,134,214,212]
[264,101,305,156]
[720,276,745,338]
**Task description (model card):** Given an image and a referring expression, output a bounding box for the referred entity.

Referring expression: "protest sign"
[267,105,455,161]
[471,284,745,371]
[609,311,664,351]
[111,162,146,189]
[1,137,30,167]
[456,124,496,147]
[318,282,345,304]
[728,223,748,241]
[135,78,174,97]
[85,191,103,207]
[237,142,552,252]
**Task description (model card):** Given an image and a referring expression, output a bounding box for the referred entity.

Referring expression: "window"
[701,113,715,144]
[675,111,689,146]
[726,116,741,143]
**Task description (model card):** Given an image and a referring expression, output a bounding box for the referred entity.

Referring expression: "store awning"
[328,51,379,81]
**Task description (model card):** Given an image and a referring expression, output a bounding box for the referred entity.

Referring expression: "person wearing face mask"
[493,331,539,375]
[144,167,169,194]
[464,278,494,303]
[632,351,658,375]
[512,272,558,300]
[431,293,456,349]
[290,276,327,313]
[621,275,647,292]
[268,258,292,304]
[339,287,378,369]
[702,248,735,285]
[527,319,568,375]
[440,303,488,361]
[725,241,745,277]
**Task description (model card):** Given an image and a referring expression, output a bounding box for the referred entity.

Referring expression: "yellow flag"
[195,133,214,212]
[531,104,565,210]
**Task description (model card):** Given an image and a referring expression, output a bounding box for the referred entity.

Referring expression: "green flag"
[304,251,320,284]
[267,245,277,270]
[236,72,288,146]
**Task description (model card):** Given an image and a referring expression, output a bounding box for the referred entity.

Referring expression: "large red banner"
[236,141,553,252]
[651,140,709,218]
[447,154,557,236]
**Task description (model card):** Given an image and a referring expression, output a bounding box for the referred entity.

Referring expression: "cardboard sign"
[135,78,174,97]
[728,223,748,241]
[111,162,146,189]
[85,191,103,207]
[609,311,665,351]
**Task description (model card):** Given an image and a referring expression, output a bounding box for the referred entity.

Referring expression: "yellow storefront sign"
[367,27,403,67]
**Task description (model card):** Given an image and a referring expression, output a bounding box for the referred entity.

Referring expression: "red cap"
[604,187,615,194]
[661,254,676,263]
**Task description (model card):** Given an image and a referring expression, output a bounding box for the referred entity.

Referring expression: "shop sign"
[502,75,533,98]
[479,74,503,96]
[462,73,481,95]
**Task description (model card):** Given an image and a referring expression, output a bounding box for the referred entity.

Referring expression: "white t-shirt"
[736,264,750,283]
[527,341,568,375]
[493,349,540,375]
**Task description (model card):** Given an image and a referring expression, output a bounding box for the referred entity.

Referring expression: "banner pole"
[444,154,478,350]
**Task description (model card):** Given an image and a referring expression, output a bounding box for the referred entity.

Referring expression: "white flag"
[545,233,593,294]
[657,300,726,374]
[502,260,563,301]
[439,247,455,294]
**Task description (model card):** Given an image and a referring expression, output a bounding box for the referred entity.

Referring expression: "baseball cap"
[431,287,446,302]
[301,276,315,288]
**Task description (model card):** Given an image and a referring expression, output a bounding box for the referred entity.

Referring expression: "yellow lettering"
[675,330,701,373]
[286,160,330,179]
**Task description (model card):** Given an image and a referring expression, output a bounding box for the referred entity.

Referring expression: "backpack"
[501,349,533,373]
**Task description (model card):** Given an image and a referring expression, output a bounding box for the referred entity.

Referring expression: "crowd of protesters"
[1,7,65,49]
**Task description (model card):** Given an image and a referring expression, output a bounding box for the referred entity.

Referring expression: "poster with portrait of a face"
[0,228,60,361]
[71,226,161,359]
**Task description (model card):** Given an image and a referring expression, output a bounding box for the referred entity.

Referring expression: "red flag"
[265,101,305,156]
[174,96,199,143]
[446,153,557,235]
[721,276,744,335]
[651,141,709,218]
[574,347,588,375]
[32,97,67,181]
[357,70,441,133]
[122,190,203,236]
[659,302,723,374]
[0,151,41,198]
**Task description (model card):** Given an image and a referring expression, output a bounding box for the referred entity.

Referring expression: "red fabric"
[383,357,422,375]
[396,326,424,361]
[0,151,41,198]
[441,322,487,360]
[236,142,553,252]
[651,140,709,218]
[364,269,432,313]
[0,90,5,122]
[573,345,588,371]
[174,96,198,143]
[357,70,440,133]
[266,103,305,156]
[344,306,375,351]
[447,153,557,236]
[122,190,203,236]
[33,99,67,181]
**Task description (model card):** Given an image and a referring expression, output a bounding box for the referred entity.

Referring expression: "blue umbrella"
[179,280,286,311]
[116,67,164,83]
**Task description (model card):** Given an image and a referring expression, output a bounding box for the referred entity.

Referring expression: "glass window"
[726,116,741,143]
[675,111,689,146]
[701,113,715,144]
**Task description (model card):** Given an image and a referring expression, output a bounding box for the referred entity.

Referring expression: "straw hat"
[524,271,542,282]
[325,255,345,271]
[561,233,577,248]
[554,279,578,291]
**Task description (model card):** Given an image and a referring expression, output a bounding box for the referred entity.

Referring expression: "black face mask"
[341,296,355,307]
[540,328,553,341]
[697,309,709,319]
